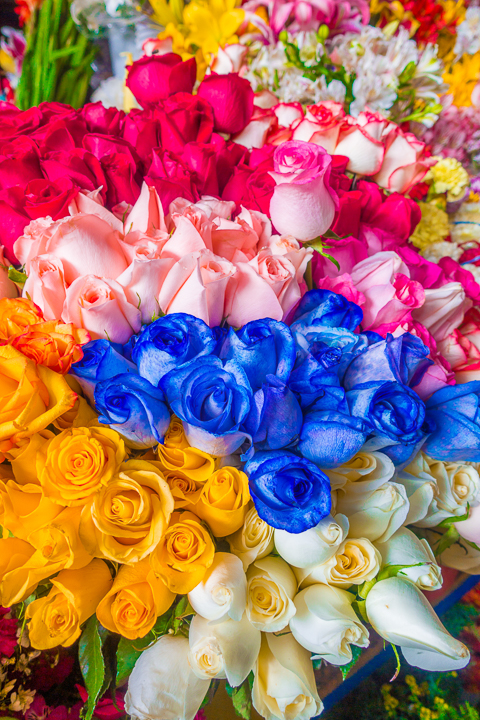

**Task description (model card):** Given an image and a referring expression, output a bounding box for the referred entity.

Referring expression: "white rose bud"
[427,459,480,516]
[375,527,442,591]
[125,635,209,720]
[437,535,480,574]
[274,514,349,569]
[252,633,323,720]
[188,612,261,686]
[246,556,297,632]
[290,584,369,665]
[325,450,395,492]
[188,552,247,622]
[396,453,438,524]
[227,506,274,570]
[366,576,470,671]
[296,538,381,589]
[336,481,409,543]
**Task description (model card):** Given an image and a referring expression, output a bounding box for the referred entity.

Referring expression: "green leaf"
[340,645,363,680]
[389,643,401,682]
[79,616,105,720]
[436,525,461,557]
[225,679,252,720]
[439,506,470,528]
[377,562,426,582]
[8,266,27,285]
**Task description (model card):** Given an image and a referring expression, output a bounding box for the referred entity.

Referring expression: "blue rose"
[245,451,331,533]
[424,381,480,461]
[343,334,432,391]
[95,374,170,448]
[290,289,363,331]
[132,313,216,386]
[243,376,303,450]
[288,352,342,409]
[298,387,369,467]
[71,339,137,402]
[219,319,295,391]
[160,356,253,456]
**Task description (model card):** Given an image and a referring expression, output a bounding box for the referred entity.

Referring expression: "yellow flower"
[164,468,204,510]
[410,202,450,251]
[443,53,480,107]
[0,537,59,606]
[0,479,61,540]
[426,157,470,201]
[157,438,215,483]
[26,559,113,649]
[193,466,250,536]
[96,559,175,639]
[79,459,174,564]
[28,506,94,570]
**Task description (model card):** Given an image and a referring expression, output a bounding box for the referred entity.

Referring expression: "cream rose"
[246,556,297,632]
[375,527,442,591]
[428,459,480,517]
[188,552,247,622]
[335,482,409,543]
[274,514,349,569]
[296,538,382,589]
[325,450,395,492]
[227,506,274,570]
[396,453,438,525]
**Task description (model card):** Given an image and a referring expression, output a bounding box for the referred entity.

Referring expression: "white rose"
[336,481,409,543]
[439,537,480,574]
[274,514,349,569]
[246,556,297,632]
[427,459,480,516]
[366,576,470,671]
[375,527,442,591]
[227,506,274,570]
[188,612,261,686]
[125,635,209,720]
[396,453,438,525]
[290,584,369,665]
[296,538,381,589]
[252,633,323,720]
[188,552,247,622]
[324,450,395,492]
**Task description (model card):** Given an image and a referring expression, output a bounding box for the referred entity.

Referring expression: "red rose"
[0,103,42,144]
[37,101,79,123]
[82,133,139,165]
[41,148,107,198]
[197,72,254,134]
[101,152,141,208]
[0,186,30,262]
[0,136,43,190]
[24,177,78,220]
[0,607,18,658]
[181,142,219,196]
[126,54,197,106]
[122,109,161,163]
[209,134,249,192]
[81,102,125,135]
[222,161,275,215]
[145,147,199,211]
[156,93,214,154]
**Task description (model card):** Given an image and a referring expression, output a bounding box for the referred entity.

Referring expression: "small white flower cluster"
[454,6,480,60]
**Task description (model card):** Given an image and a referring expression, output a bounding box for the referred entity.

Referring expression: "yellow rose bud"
[157,443,215,484]
[164,417,189,450]
[28,506,94,570]
[96,559,175,639]
[26,559,113,649]
[0,480,61,540]
[38,426,126,506]
[0,537,60,606]
[150,511,215,594]
[194,467,250,537]
[164,469,204,510]
[0,345,77,460]
[79,459,174,564]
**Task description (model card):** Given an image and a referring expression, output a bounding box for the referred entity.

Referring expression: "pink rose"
[269,140,338,241]
[126,54,197,107]
[211,44,248,74]
[373,127,431,194]
[232,107,278,149]
[397,245,447,289]
[273,103,304,129]
[312,234,368,278]
[438,257,480,304]
[117,257,175,324]
[315,272,366,306]
[211,216,261,262]
[162,206,213,260]
[292,102,345,154]
[63,275,141,344]
[334,111,387,175]
[412,283,472,342]
[197,73,254,135]
[22,254,66,319]
[455,504,480,544]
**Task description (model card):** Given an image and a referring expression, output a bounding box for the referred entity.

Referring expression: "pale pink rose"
[211,44,248,74]
[119,233,170,264]
[373,127,431,194]
[22,254,66,319]
[63,275,141,344]
[233,107,278,149]
[412,283,472,342]
[315,272,366,306]
[68,190,124,232]
[0,245,17,300]
[117,257,175,324]
[260,234,302,256]
[14,217,56,270]
[455,503,480,544]
[236,207,272,245]
[159,250,236,327]
[437,330,480,370]
[211,217,260,262]
[162,208,213,260]
[254,90,279,109]
[274,102,304,129]
[334,111,387,175]
[168,196,235,221]
[269,140,338,241]
[126,182,168,235]
[293,101,345,154]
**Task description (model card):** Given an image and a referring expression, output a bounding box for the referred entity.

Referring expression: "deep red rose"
[181,142,219,197]
[41,148,107,199]
[126,54,197,107]
[0,137,43,190]
[0,186,30,262]
[209,134,249,193]
[24,177,78,220]
[77,686,125,720]
[81,102,125,135]
[0,104,42,145]
[82,133,139,166]
[34,117,88,154]
[330,155,352,194]
[156,93,214,155]
[332,189,363,237]
[222,161,275,215]
[122,108,161,163]
[197,72,254,135]
[31,647,75,693]
[101,152,141,208]
[145,147,198,211]
[0,607,18,658]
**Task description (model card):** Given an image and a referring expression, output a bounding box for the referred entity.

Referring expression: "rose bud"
[126,54,197,107]
[197,73,254,135]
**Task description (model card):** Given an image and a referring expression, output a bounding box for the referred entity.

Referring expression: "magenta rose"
[0,186,30,262]
[356,180,421,253]
[41,148,107,199]
[0,103,42,143]
[181,142,219,196]
[438,256,480,304]
[101,153,141,208]
[35,117,88,153]
[156,93,214,155]
[81,102,125,135]
[126,54,197,107]
[197,72,254,135]
[269,141,338,241]
[312,234,368,278]
[145,147,199,211]
[397,245,447,289]
[211,135,249,193]
[0,137,43,190]
[122,109,161,163]
[24,177,78,220]
[222,162,275,215]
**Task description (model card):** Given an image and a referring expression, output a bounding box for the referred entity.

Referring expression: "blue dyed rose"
[290,289,363,331]
[95,374,170,448]
[71,339,137,402]
[244,376,302,450]
[424,381,480,461]
[245,451,331,533]
[132,313,216,386]
[160,356,252,456]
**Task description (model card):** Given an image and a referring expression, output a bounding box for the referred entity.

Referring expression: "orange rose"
[11,321,90,374]
[0,297,44,341]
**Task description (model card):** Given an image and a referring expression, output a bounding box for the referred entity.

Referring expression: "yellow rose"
[53,395,98,431]
[37,426,126,506]
[96,559,175,639]
[79,459,174,564]
[193,467,250,537]
[0,479,61,540]
[26,559,113,649]
[164,417,189,449]
[8,430,54,485]
[150,511,215,593]
[157,437,215,484]
[0,345,77,459]
[28,506,94,570]
[164,469,204,510]
[0,537,60,606]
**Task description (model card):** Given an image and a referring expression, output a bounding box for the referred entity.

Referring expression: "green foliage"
[7,267,27,286]
[226,676,253,720]
[340,645,364,680]
[441,603,478,638]
[78,617,105,720]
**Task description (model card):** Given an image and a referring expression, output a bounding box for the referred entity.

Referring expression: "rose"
[193,467,250,537]
[312,235,368,279]
[158,95,214,156]
[126,55,197,107]
[454,503,480,545]
[365,576,470,670]
[0,187,33,263]
[252,633,323,720]
[41,149,106,200]
[150,510,215,593]
[314,273,366,307]
[188,612,260,686]
[334,111,386,175]
[96,559,175,639]
[94,374,171,449]
[11,321,89,375]
[373,127,431,194]
[233,107,278,150]
[222,162,275,216]
[335,481,409,543]
[396,453,438,525]
[296,538,381,588]
[0,297,43,341]
[71,339,136,402]
[79,459,174,564]
[412,283,471,342]
[160,356,252,457]
[37,426,126,506]
[27,506,93,571]
[145,148,198,211]
[274,514,349,570]
[0,537,60,606]
[243,376,303,451]
[0,245,16,300]
[245,451,331,533]
[424,382,480,461]
[290,585,369,665]
[197,73,254,135]
[0,479,60,540]
[22,255,66,320]
[246,556,297,632]
[439,537,480,574]
[375,527,442,591]
[125,635,209,720]
[324,450,395,492]
[81,102,125,135]
[289,288,362,331]
[292,102,346,154]
[227,506,274,570]
[425,459,480,521]
[156,432,215,485]
[24,178,77,220]
[26,559,113,649]
[188,552,247,622]
[269,141,338,241]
